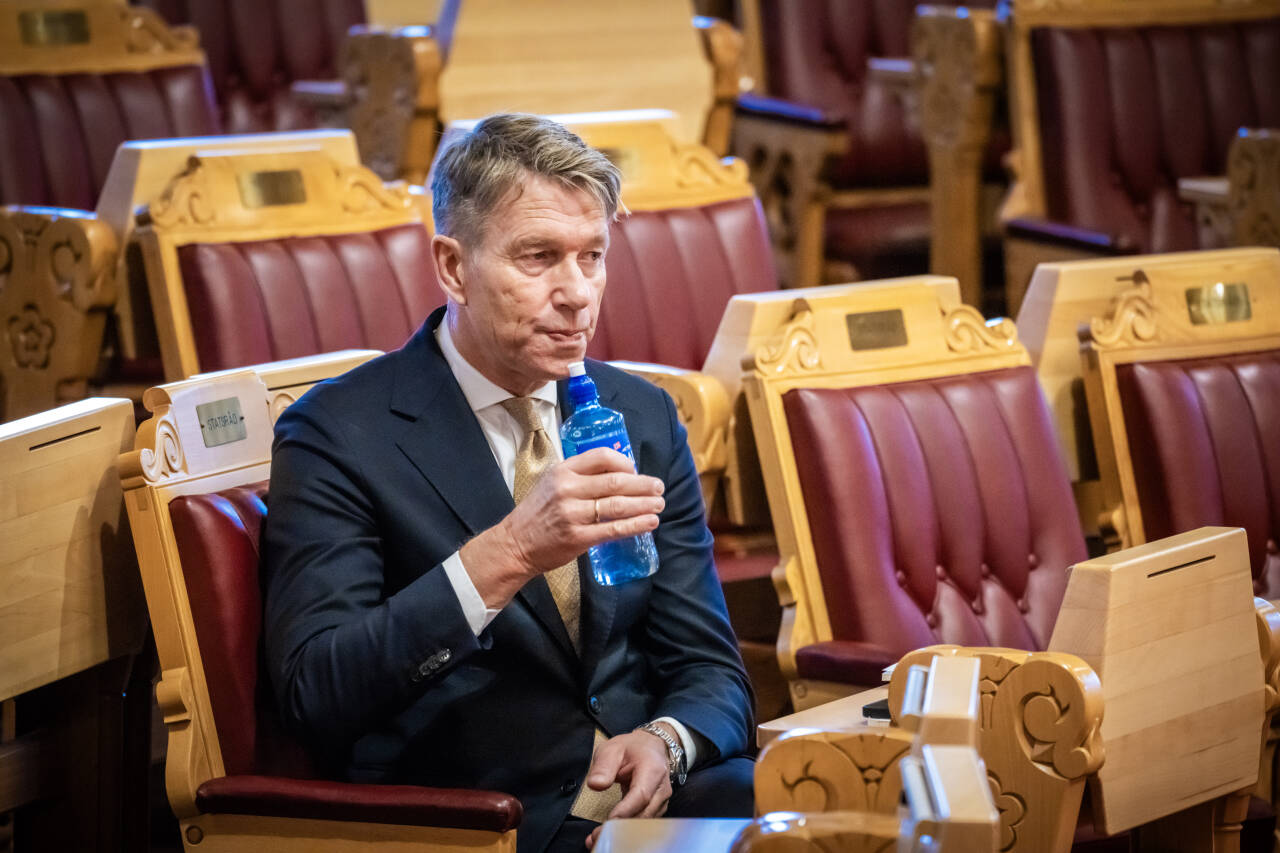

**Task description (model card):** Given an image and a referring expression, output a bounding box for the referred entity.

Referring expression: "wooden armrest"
[608,362,729,499]
[757,686,889,749]
[1005,217,1136,253]
[195,775,521,831]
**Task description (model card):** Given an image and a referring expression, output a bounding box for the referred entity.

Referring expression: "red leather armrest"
[1004,217,1136,254]
[195,775,522,832]
[795,641,900,686]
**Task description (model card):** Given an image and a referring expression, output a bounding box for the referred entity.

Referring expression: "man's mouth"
[543,329,586,342]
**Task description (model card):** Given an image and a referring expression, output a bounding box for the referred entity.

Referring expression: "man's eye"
[584,251,604,263]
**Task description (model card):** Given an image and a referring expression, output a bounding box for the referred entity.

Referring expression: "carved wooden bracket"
[1084,274,1157,348]
[0,208,118,420]
[746,301,823,376]
[943,304,1019,354]
[756,727,915,817]
[694,16,745,158]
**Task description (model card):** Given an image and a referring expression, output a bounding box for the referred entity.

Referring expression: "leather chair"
[120,354,521,852]
[137,0,365,133]
[0,1,221,210]
[131,148,438,380]
[1078,248,1280,599]
[999,0,1280,313]
[731,0,1003,292]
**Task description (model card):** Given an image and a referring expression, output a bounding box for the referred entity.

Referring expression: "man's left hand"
[583,728,674,849]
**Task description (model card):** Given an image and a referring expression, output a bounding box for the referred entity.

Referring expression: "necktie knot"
[500,396,545,435]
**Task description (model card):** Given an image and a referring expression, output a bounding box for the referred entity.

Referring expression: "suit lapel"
[390,312,577,661]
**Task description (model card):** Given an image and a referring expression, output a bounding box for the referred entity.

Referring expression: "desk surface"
[756,686,889,749]
[594,818,751,853]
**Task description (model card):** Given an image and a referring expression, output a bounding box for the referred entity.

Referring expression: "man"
[263,114,754,853]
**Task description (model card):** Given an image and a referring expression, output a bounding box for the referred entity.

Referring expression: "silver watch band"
[636,722,687,786]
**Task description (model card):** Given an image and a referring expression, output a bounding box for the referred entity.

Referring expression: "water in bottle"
[559,362,660,585]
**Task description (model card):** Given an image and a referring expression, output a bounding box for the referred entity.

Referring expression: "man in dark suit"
[262,114,754,853]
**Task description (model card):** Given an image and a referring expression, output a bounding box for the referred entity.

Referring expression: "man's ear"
[431,233,467,305]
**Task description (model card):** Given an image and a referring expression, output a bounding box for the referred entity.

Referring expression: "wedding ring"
[594,498,601,524]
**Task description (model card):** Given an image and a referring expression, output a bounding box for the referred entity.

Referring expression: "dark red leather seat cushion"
[178,223,441,372]
[1033,20,1280,252]
[138,0,365,132]
[783,365,1085,663]
[591,196,776,369]
[1117,351,1280,598]
[0,66,221,208]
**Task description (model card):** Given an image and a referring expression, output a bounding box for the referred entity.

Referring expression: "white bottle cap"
[568,362,587,377]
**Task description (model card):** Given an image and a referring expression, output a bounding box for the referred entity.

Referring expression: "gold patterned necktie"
[500,396,581,650]
[499,396,622,821]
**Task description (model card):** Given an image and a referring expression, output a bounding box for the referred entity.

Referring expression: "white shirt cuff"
[654,716,698,769]
[442,550,501,635]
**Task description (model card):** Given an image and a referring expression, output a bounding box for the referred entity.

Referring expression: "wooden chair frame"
[740,276,1027,709]
[117,351,521,851]
[132,149,423,381]
[1078,248,1280,549]
[1000,0,1280,312]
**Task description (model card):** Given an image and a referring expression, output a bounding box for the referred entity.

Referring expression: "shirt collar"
[436,318,559,414]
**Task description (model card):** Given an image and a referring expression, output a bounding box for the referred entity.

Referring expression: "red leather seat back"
[756,0,996,190]
[0,66,221,208]
[783,365,1085,656]
[139,0,364,132]
[1117,351,1280,597]
[170,483,313,777]
[589,196,776,369]
[1032,20,1280,253]
[177,223,441,371]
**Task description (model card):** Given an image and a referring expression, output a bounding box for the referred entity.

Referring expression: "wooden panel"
[437,0,714,147]
[594,818,751,853]
[183,811,515,852]
[1049,526,1264,834]
[363,0,444,26]
[0,397,144,700]
[0,0,205,75]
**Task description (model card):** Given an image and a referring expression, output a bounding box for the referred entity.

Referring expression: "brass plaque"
[196,397,247,448]
[1186,282,1251,325]
[19,10,90,45]
[597,147,640,184]
[845,309,908,351]
[237,169,306,208]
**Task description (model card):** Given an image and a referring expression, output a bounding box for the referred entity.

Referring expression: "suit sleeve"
[642,388,755,764]
[262,396,485,747]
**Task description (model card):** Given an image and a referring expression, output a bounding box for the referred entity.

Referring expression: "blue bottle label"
[569,431,633,460]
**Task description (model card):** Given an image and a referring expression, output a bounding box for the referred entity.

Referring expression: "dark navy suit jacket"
[262,308,752,853]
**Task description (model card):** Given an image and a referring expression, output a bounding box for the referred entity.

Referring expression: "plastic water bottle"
[560,362,660,585]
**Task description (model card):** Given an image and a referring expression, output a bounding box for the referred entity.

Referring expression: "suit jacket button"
[560,779,577,795]
[418,661,434,677]
[589,695,602,714]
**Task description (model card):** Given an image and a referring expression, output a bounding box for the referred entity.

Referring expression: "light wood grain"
[1049,527,1264,835]
[0,398,144,700]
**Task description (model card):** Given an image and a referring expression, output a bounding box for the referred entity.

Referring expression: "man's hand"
[583,728,674,850]
[460,448,664,608]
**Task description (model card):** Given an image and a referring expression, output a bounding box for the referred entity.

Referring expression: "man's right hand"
[459,448,664,609]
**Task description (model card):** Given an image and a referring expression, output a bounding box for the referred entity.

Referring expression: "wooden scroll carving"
[943,304,1019,354]
[889,646,1103,853]
[694,16,745,158]
[755,727,916,816]
[341,27,443,184]
[913,7,1004,307]
[1227,128,1280,249]
[1085,273,1157,349]
[731,812,899,853]
[0,208,118,420]
[747,302,822,376]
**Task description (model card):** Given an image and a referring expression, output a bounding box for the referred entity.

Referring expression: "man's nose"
[555,258,595,309]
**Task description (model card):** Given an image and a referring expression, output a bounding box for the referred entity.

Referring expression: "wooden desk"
[594,818,751,853]
[757,686,889,749]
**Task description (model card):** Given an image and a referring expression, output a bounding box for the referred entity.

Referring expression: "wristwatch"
[636,721,687,786]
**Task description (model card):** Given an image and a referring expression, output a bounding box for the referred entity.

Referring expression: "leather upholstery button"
[589,695,602,714]
[935,564,946,579]
[1267,539,1278,555]
[1027,553,1039,568]
[979,563,991,578]
[1018,598,1030,614]
[926,613,939,629]
[895,570,908,586]
[971,600,983,615]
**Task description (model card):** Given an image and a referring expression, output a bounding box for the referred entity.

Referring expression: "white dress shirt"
[433,321,698,766]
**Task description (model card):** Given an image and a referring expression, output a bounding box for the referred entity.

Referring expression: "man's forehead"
[484,173,610,243]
